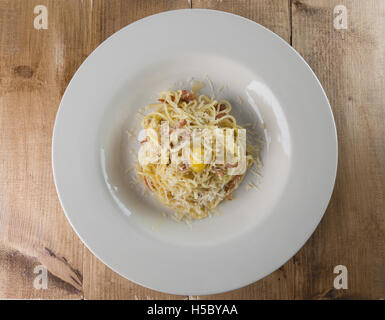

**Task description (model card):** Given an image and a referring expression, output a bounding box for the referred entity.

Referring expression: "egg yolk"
[190,148,205,172]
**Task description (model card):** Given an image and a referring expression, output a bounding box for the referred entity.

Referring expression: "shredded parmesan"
[135,89,259,220]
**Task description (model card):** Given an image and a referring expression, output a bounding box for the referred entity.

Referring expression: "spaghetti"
[136,89,255,220]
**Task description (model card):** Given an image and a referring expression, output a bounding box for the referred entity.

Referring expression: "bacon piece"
[158,98,165,103]
[225,163,238,169]
[216,113,226,119]
[177,119,187,128]
[218,103,226,111]
[180,90,195,103]
[226,194,232,201]
[224,175,241,192]
[214,168,224,176]
[179,163,188,172]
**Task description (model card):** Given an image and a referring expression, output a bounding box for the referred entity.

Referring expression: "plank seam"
[289,0,293,45]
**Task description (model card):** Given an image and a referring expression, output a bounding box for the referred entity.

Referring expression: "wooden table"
[1,0,384,299]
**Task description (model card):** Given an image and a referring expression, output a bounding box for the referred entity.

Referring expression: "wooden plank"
[191,0,295,300]
[291,0,385,299]
[192,0,291,42]
[0,0,189,301]
[81,0,190,300]
[0,0,89,299]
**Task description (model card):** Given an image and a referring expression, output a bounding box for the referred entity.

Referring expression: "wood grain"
[0,0,88,299]
[80,0,190,300]
[193,0,385,300]
[0,0,384,299]
[0,0,189,300]
[290,0,385,299]
[193,0,291,41]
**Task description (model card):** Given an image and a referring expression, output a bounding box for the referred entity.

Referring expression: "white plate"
[52,9,337,295]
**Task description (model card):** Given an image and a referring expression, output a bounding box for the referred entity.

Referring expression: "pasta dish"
[136,89,256,220]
